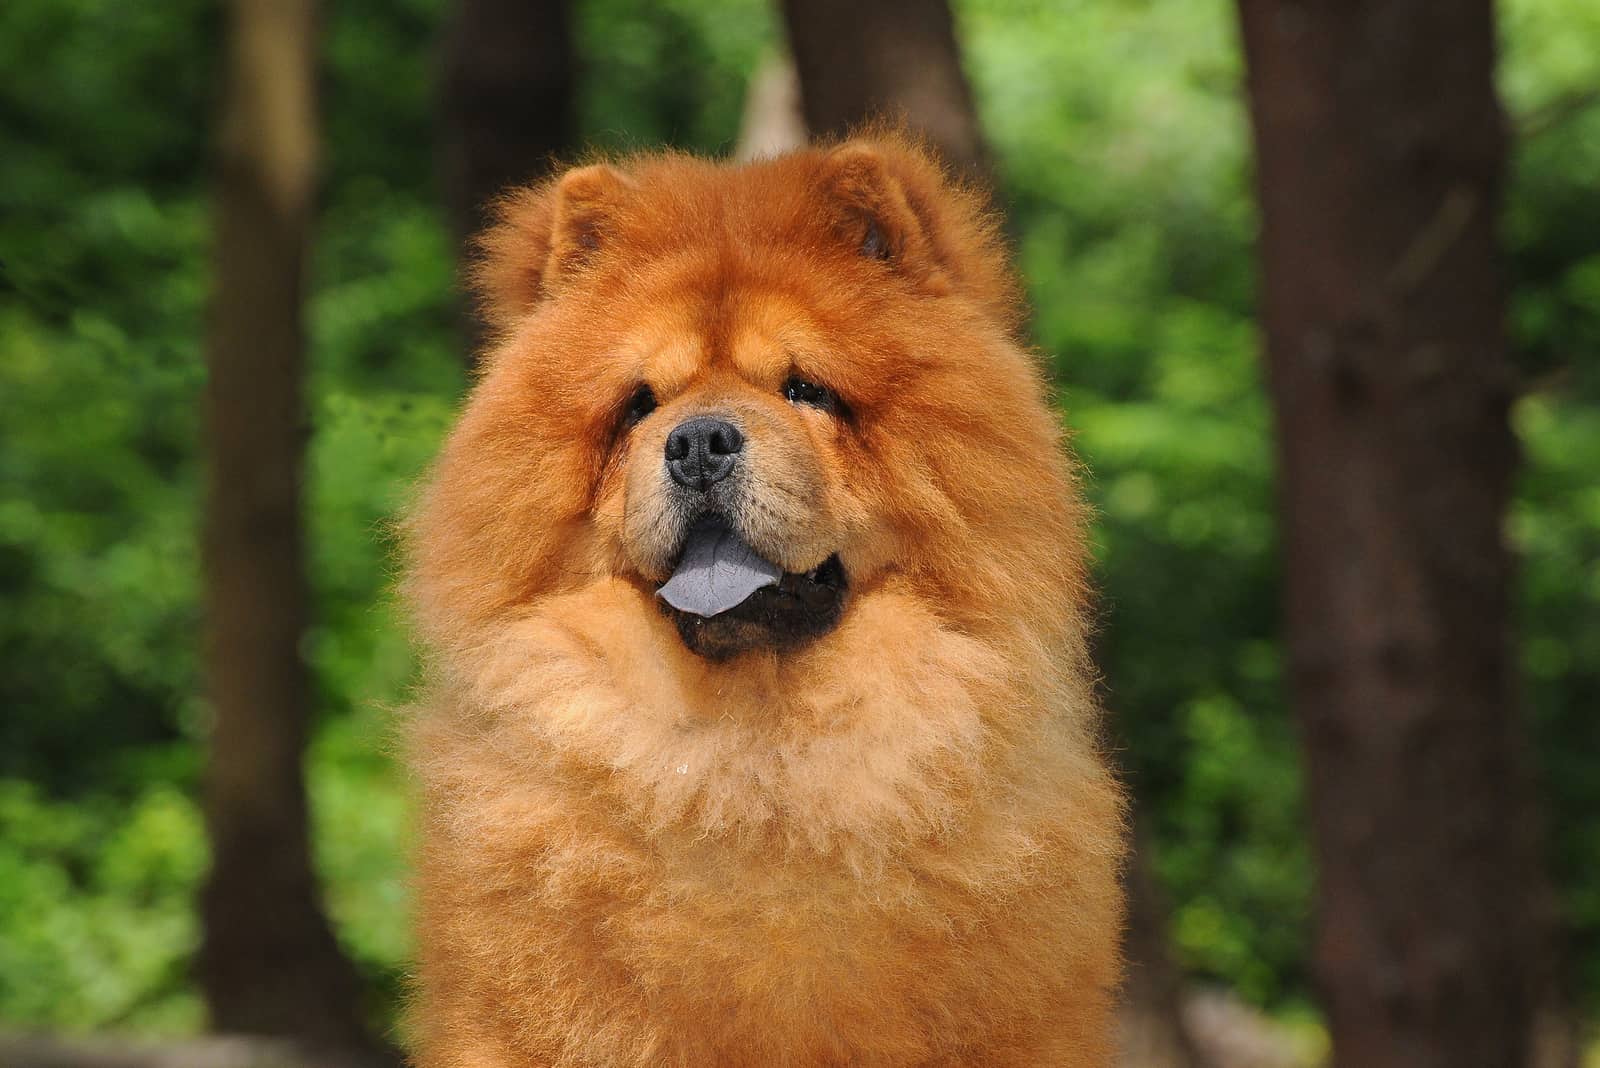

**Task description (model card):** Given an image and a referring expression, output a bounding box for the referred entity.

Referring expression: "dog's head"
[409,137,1088,665]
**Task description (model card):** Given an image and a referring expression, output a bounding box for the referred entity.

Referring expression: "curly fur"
[403,134,1125,1068]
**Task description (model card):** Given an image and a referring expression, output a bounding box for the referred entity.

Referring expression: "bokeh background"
[1,0,1597,1064]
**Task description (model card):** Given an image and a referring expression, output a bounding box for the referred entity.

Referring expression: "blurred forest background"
[1,0,1598,1065]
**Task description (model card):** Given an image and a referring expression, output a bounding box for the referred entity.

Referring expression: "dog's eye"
[622,384,657,429]
[783,376,835,412]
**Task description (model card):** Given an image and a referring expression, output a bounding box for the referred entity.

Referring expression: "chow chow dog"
[404,135,1125,1067]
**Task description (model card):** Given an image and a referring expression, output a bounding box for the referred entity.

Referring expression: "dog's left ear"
[817,141,1013,317]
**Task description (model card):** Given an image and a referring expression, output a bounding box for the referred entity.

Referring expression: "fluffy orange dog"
[404,136,1124,1067]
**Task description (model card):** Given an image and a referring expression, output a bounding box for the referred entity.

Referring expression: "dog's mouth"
[655,518,847,660]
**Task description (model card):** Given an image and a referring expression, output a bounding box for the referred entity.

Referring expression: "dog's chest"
[582,831,988,1055]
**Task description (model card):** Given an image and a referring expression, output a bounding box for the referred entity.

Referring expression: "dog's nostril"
[665,416,743,490]
[707,423,743,456]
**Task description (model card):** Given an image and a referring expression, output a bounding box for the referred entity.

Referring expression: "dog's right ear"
[471,163,634,328]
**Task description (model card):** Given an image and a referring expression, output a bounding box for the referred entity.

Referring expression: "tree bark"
[1236,3,1542,1066]
[733,53,807,164]
[778,0,988,182]
[438,0,574,359]
[1119,836,1213,1068]
[199,0,385,1059]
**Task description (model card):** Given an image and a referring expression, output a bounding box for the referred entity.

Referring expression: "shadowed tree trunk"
[1237,2,1543,1066]
[1120,834,1213,1068]
[199,0,386,1060]
[734,53,806,164]
[777,0,988,181]
[439,0,574,359]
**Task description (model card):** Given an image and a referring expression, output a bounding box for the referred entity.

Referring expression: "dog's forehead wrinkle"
[635,310,809,400]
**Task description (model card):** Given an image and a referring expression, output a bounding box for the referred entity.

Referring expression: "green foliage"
[0,0,456,1031]
[0,780,205,1033]
[0,0,211,789]
[576,0,777,154]
[1500,0,1600,1002]
[1,0,1597,1037]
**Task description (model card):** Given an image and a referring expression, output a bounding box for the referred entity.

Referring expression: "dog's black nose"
[665,417,744,490]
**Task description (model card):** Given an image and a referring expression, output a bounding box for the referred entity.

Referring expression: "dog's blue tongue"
[656,520,782,617]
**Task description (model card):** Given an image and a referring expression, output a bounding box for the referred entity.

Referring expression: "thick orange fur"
[404,135,1126,1067]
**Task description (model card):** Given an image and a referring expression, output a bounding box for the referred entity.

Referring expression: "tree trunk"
[1236,3,1542,1066]
[777,0,988,181]
[198,0,384,1059]
[1119,836,1212,1068]
[439,0,574,359]
[733,53,806,164]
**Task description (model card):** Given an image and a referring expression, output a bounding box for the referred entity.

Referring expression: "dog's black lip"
[772,552,846,602]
